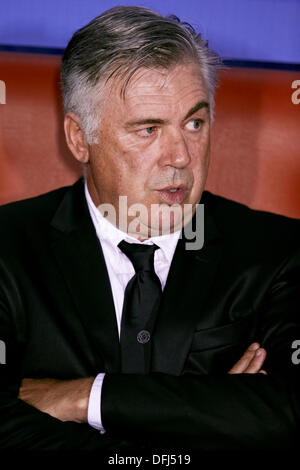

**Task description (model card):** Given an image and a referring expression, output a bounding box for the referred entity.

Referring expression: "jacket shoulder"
[0,183,78,256]
[202,191,300,257]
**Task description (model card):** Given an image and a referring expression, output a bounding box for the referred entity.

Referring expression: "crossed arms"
[1,246,300,450]
[13,340,300,450]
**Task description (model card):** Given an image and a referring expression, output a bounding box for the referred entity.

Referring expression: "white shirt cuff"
[87,372,106,434]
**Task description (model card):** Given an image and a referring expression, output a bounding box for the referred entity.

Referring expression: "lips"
[157,185,188,205]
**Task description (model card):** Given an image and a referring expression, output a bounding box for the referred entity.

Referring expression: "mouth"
[156,184,188,205]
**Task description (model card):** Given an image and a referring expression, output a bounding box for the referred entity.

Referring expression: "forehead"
[106,63,209,116]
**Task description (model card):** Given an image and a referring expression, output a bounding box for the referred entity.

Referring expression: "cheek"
[189,139,210,196]
[111,134,148,173]
[191,138,210,171]
[119,143,157,185]
[96,147,149,196]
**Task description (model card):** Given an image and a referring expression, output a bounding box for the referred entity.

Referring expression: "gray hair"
[61,6,221,144]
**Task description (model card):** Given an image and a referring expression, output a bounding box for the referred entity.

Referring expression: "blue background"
[0,0,299,64]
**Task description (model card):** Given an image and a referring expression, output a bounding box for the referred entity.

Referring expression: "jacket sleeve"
[0,261,136,450]
[0,342,144,451]
[101,247,300,450]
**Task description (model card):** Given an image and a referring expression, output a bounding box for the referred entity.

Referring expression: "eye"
[185,119,204,131]
[137,126,157,138]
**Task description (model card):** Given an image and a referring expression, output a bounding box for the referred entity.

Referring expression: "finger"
[19,378,37,395]
[259,369,267,375]
[244,348,267,373]
[228,343,260,374]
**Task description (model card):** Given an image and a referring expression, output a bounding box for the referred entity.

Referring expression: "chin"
[150,210,185,236]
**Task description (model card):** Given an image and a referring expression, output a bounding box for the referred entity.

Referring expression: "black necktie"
[118,240,162,374]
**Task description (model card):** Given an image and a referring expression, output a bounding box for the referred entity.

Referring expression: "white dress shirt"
[84,181,181,432]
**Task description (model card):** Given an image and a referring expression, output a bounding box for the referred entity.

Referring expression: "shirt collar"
[84,179,181,263]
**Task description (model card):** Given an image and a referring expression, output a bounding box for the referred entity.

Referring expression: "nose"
[159,128,191,169]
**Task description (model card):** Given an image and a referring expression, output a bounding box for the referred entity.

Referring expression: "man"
[0,6,300,451]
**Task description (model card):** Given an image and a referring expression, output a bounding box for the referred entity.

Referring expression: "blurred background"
[0,0,299,65]
[0,0,299,217]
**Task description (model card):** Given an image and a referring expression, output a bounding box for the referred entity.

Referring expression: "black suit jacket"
[0,178,300,450]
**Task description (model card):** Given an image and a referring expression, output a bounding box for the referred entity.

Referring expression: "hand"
[18,377,95,423]
[228,342,267,374]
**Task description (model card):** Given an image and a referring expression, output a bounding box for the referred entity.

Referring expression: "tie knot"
[118,240,159,273]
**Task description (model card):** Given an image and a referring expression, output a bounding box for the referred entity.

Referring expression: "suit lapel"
[48,180,223,376]
[49,179,120,373]
[152,202,224,375]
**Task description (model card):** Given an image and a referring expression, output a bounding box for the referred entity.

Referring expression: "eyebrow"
[124,100,209,129]
[125,118,165,128]
[184,100,209,120]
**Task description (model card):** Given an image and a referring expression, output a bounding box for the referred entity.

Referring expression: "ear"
[64,112,89,164]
